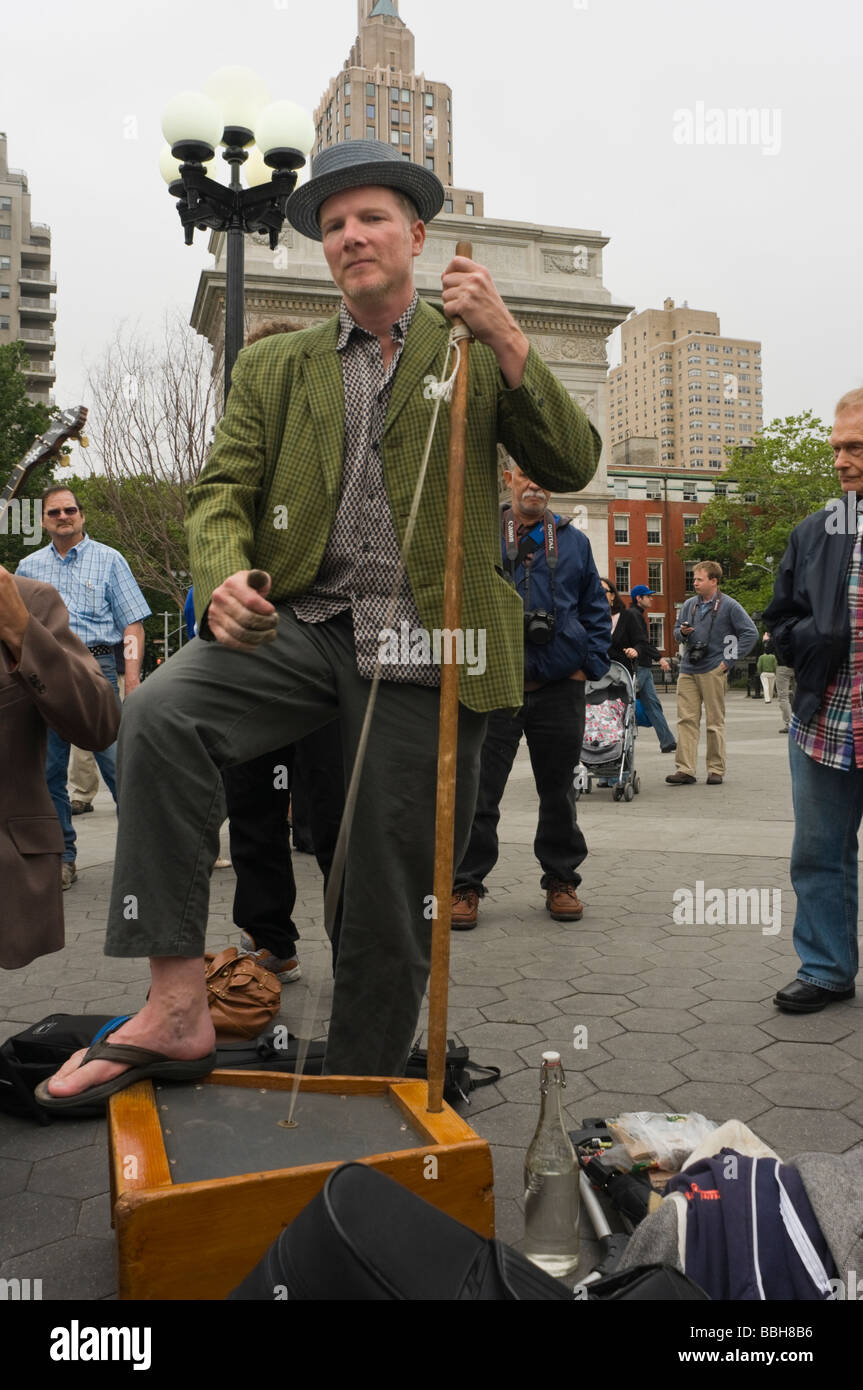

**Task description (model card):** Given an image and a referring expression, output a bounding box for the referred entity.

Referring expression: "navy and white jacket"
[503,513,611,685]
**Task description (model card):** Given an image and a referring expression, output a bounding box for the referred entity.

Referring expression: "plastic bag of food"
[606,1112,717,1172]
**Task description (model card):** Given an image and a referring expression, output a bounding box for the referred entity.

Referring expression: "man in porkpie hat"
[38,141,601,1110]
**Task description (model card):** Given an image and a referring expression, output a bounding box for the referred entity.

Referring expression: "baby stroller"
[574,660,640,803]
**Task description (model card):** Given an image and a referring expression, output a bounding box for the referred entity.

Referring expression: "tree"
[76,314,218,610]
[0,341,52,570]
[680,411,835,611]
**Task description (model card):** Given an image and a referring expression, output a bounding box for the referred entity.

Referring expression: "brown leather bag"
[204,947,281,1039]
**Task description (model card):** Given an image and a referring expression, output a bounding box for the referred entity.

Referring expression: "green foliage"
[0,342,52,570]
[679,411,835,611]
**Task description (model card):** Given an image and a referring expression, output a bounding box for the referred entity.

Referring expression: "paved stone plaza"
[1,688,861,1297]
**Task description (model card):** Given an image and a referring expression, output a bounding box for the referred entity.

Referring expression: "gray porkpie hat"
[286,139,445,242]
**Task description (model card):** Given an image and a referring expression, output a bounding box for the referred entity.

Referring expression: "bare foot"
[46,1003,216,1098]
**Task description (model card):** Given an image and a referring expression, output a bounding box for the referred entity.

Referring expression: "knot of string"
[424,324,474,403]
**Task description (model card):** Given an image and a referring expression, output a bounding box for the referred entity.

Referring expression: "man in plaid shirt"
[37,141,600,1109]
[764,387,863,1012]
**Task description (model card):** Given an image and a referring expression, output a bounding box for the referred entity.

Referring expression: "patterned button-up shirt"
[291,292,439,686]
[16,534,151,646]
[791,531,863,769]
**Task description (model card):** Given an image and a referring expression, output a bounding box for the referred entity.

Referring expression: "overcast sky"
[5,0,861,432]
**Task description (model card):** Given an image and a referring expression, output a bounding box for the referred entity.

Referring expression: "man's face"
[693,568,718,598]
[638,593,653,610]
[830,407,863,492]
[319,186,424,306]
[504,465,550,522]
[43,490,84,547]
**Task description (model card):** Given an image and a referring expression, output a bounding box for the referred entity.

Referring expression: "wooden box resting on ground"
[108,1069,495,1300]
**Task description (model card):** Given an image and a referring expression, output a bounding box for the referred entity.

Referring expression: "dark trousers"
[292,726,346,966]
[455,679,587,893]
[222,748,299,959]
[105,610,486,1076]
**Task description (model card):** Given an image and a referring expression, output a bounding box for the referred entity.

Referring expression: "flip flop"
[34,1019,217,1114]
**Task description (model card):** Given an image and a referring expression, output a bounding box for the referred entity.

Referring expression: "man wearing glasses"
[16,487,150,887]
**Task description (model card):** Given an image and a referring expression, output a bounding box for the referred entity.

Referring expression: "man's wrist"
[495,327,530,389]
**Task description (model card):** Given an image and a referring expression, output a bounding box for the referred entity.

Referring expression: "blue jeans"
[46,652,121,863]
[636,667,675,749]
[788,735,861,990]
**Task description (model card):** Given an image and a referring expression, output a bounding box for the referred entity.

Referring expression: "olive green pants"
[105,610,486,1076]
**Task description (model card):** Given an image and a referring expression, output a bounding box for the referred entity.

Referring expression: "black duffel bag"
[228,1161,709,1302]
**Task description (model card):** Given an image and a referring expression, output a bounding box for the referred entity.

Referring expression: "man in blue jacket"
[451,459,611,928]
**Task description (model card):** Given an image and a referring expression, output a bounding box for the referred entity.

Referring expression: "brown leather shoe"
[545,881,584,921]
[666,772,696,784]
[706,773,723,785]
[451,888,479,930]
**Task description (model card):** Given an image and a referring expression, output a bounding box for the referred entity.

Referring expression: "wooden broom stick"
[427,241,473,1113]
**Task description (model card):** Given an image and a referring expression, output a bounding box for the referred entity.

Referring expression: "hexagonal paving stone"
[518,961,592,981]
[637,967,715,988]
[555,993,634,1017]
[0,1191,79,1258]
[690,1000,777,1026]
[497,1066,595,1106]
[537,1014,623,1045]
[498,979,580,1003]
[445,985,505,1008]
[696,979,777,1002]
[753,1106,863,1155]
[583,957,651,976]
[759,1013,856,1044]
[516,1038,612,1073]
[0,1115,104,1162]
[0,1157,31,1198]
[675,1050,773,1084]
[471,1102,549,1149]
[567,1092,669,1120]
[615,1007,701,1034]
[624,987,708,1011]
[759,1040,861,1075]
[681,1023,773,1054]
[28,1144,110,1201]
[602,1033,690,1062]
[841,1093,863,1126]
[661,1083,771,1123]
[480,1000,563,1025]
[456,1022,544,1051]
[834,1030,863,1061]
[448,965,524,988]
[0,1235,116,1300]
[76,1191,113,1239]
[585,1059,687,1094]
[704,961,779,981]
[753,1071,860,1109]
[568,974,649,995]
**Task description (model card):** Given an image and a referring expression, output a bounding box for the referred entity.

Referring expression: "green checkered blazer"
[186,297,601,712]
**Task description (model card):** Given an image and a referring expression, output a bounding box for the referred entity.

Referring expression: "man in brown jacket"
[0,565,121,968]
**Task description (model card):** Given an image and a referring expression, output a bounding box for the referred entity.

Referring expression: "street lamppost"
[159,67,314,405]
[744,557,775,576]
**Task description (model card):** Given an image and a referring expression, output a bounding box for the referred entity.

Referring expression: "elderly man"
[0,566,120,968]
[16,486,150,887]
[667,561,757,785]
[763,388,863,1012]
[39,140,600,1109]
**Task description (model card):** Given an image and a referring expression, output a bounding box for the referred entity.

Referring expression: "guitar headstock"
[23,405,89,469]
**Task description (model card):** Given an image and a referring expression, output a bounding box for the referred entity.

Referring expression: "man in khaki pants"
[667,561,758,785]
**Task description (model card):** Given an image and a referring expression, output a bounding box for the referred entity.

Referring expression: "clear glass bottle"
[523,1050,580,1277]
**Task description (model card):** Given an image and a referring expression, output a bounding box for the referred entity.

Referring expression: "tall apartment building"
[607,298,762,472]
[0,133,56,404]
[313,0,484,216]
